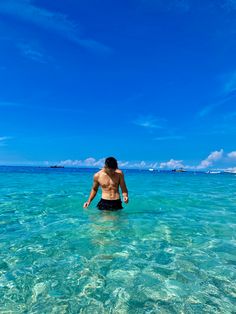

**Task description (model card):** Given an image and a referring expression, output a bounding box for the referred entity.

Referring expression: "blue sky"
[0,0,236,169]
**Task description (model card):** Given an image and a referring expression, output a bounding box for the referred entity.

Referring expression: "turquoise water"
[0,167,236,313]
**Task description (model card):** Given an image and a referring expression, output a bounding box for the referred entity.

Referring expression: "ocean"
[0,166,236,313]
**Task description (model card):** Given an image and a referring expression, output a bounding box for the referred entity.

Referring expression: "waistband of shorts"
[100,198,121,203]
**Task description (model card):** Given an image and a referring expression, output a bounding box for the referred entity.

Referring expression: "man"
[83,157,128,211]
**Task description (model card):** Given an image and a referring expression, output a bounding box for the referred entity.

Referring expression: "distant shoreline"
[0,165,226,174]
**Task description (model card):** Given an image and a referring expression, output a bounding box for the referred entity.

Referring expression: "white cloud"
[196,149,224,169]
[118,161,129,167]
[124,160,159,169]
[17,42,46,63]
[223,167,236,173]
[0,137,9,141]
[197,70,236,118]
[134,115,164,129]
[44,149,235,170]
[0,0,111,54]
[58,158,105,168]
[0,136,11,146]
[228,151,236,159]
[56,158,160,170]
[159,158,184,169]
[198,95,234,117]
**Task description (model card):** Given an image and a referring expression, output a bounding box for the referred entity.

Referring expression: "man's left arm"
[119,171,129,203]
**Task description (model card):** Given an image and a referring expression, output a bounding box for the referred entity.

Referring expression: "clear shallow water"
[0,167,236,313]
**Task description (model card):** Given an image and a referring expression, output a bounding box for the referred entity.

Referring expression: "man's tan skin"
[83,162,128,209]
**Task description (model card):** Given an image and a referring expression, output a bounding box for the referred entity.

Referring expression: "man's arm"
[119,171,129,203]
[83,174,99,208]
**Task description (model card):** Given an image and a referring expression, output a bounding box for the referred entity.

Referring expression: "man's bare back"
[83,157,128,210]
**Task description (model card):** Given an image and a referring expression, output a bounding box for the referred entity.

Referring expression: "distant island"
[172,168,187,172]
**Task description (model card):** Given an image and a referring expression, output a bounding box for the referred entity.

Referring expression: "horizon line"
[0,164,226,172]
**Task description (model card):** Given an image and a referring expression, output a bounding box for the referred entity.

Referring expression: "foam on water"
[0,167,236,313]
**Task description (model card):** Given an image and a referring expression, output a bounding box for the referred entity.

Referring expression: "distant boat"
[206,171,221,174]
[149,168,154,171]
[172,168,186,172]
[50,165,64,168]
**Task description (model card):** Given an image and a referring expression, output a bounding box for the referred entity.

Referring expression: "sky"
[0,0,236,170]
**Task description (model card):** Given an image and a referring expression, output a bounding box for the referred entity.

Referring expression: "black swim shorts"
[97,198,123,211]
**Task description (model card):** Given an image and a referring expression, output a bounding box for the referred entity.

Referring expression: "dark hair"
[105,157,118,170]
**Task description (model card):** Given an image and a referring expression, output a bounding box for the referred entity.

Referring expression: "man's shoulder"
[94,170,101,179]
[116,169,124,175]
[94,169,104,178]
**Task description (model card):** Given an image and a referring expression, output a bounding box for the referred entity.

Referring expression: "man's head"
[105,157,118,171]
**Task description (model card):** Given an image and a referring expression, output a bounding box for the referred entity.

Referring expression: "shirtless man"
[83,157,128,211]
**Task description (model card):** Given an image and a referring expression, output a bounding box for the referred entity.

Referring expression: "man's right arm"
[83,174,99,208]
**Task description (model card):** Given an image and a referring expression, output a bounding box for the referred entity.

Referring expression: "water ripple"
[0,170,236,312]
